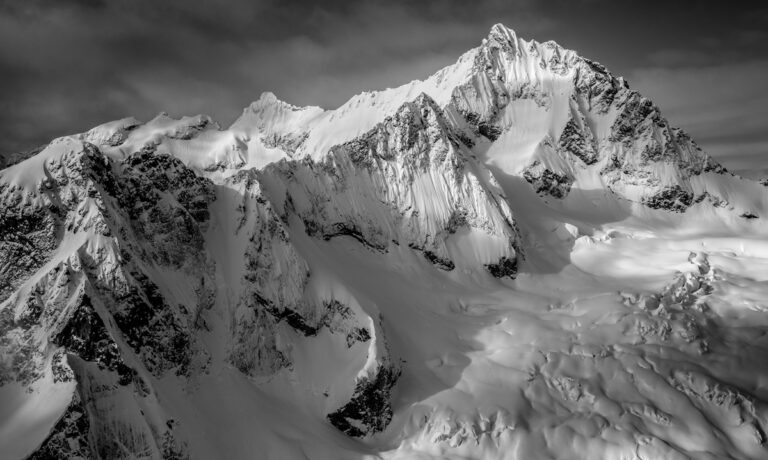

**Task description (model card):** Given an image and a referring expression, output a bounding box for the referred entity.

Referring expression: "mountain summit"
[2,24,768,460]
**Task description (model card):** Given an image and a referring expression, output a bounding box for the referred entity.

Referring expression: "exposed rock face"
[485,256,518,278]
[523,160,573,199]
[642,184,694,212]
[577,70,726,211]
[225,170,311,376]
[328,361,401,437]
[259,93,521,276]
[52,292,135,385]
[598,91,716,210]
[557,116,598,166]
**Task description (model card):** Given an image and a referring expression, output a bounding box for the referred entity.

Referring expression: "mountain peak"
[245,91,318,115]
[488,23,518,41]
[257,91,279,104]
[247,91,287,111]
[486,23,520,51]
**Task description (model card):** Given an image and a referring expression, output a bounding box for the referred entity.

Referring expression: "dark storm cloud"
[1,0,767,170]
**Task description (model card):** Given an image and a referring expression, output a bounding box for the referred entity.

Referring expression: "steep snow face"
[258,93,521,276]
[3,23,768,460]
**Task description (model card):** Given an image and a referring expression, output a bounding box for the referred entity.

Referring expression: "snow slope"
[2,24,768,460]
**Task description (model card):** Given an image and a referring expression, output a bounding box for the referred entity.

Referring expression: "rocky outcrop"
[225,169,312,376]
[326,313,401,438]
[557,115,597,165]
[598,91,720,210]
[328,362,401,437]
[642,185,694,212]
[485,256,518,278]
[523,160,573,199]
[28,392,91,460]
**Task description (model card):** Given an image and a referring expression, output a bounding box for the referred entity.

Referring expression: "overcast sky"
[1,0,767,170]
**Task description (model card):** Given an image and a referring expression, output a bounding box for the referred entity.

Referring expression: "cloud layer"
[1,0,766,170]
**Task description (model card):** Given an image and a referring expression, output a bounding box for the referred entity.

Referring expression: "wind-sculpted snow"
[2,22,768,460]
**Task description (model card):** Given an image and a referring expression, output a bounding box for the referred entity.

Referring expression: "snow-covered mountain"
[2,24,768,459]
